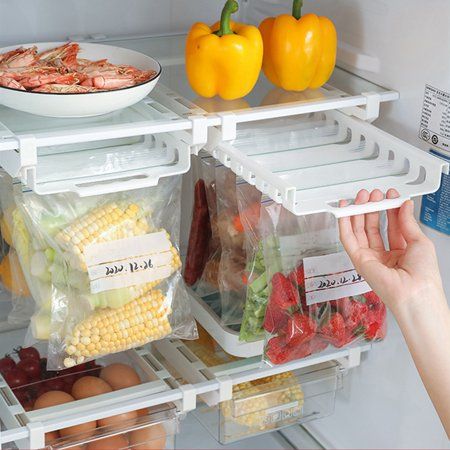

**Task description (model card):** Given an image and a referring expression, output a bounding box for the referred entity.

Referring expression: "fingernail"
[405,200,414,212]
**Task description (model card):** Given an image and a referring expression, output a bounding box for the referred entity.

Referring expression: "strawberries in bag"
[260,205,388,366]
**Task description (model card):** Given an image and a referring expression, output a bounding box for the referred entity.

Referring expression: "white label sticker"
[84,231,174,294]
[262,401,302,425]
[419,84,450,152]
[303,251,371,305]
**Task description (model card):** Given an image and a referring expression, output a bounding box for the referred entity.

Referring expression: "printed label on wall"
[303,251,371,305]
[419,84,450,152]
[420,150,450,235]
[84,231,173,294]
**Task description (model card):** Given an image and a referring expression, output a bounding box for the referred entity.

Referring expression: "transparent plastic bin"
[5,349,160,412]
[192,361,342,444]
[44,402,178,450]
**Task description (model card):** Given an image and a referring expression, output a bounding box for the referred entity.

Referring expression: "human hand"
[338,189,445,314]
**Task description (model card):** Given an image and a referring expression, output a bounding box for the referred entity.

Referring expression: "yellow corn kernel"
[55,202,151,271]
[63,289,172,368]
[221,372,304,430]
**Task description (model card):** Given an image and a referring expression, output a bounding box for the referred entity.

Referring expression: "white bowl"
[0,42,162,118]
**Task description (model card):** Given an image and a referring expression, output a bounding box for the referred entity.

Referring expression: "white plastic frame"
[204,110,449,218]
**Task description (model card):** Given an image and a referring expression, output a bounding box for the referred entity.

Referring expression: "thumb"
[398,200,424,243]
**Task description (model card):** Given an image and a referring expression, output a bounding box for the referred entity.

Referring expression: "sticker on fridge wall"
[419,84,450,152]
[303,251,371,305]
[84,231,175,294]
[420,150,450,235]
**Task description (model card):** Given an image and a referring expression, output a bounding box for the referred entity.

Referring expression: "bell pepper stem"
[215,0,239,36]
[292,0,303,20]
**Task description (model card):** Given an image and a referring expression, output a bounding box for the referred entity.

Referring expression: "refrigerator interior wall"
[0,0,224,45]
[0,1,448,449]
[244,1,450,448]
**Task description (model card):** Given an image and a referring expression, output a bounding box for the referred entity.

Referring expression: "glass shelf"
[160,63,397,115]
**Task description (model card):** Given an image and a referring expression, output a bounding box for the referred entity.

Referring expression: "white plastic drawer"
[0,346,176,449]
[204,111,449,218]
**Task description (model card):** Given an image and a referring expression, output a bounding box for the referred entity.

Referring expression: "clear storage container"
[45,402,179,450]
[192,361,343,444]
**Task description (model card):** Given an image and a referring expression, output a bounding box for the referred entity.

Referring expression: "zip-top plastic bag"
[260,203,387,365]
[183,153,222,299]
[16,177,197,369]
[235,184,267,342]
[214,167,249,326]
[0,173,34,325]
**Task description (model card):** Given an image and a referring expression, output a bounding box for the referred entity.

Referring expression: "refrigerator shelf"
[104,34,399,136]
[204,110,449,218]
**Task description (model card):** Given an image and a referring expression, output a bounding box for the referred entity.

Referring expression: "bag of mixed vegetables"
[0,173,34,325]
[235,185,270,342]
[17,177,197,369]
[260,204,387,365]
[214,168,251,326]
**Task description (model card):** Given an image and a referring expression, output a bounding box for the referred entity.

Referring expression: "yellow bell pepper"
[260,0,337,91]
[0,251,30,297]
[185,0,263,100]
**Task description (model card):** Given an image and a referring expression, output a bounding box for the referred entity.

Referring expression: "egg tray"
[0,348,176,445]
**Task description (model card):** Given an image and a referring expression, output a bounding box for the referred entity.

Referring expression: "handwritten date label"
[303,251,371,305]
[85,231,174,294]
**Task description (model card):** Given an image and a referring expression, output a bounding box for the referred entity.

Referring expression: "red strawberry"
[289,264,305,287]
[309,336,329,354]
[363,291,382,306]
[320,313,348,347]
[364,309,387,341]
[365,321,386,341]
[270,273,299,310]
[286,313,316,347]
[266,336,291,365]
[345,300,369,334]
[263,301,288,333]
[289,341,313,360]
[335,297,352,317]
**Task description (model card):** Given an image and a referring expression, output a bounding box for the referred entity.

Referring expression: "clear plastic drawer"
[192,361,342,444]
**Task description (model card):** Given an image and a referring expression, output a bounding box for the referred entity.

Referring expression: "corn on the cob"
[221,372,304,430]
[86,281,162,309]
[55,202,150,271]
[63,289,172,368]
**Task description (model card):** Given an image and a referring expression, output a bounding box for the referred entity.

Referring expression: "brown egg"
[137,408,149,417]
[98,410,138,429]
[72,376,112,400]
[129,423,167,450]
[34,391,74,410]
[45,430,60,444]
[59,419,97,439]
[33,391,96,438]
[87,434,128,450]
[99,363,141,390]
